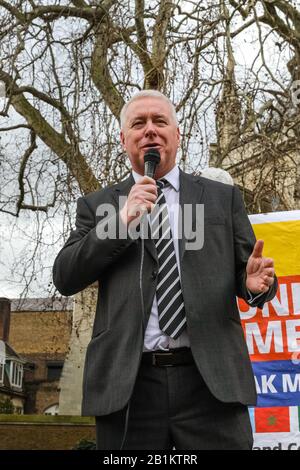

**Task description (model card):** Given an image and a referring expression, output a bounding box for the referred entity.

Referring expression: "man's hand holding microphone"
[120,176,157,227]
[120,148,161,227]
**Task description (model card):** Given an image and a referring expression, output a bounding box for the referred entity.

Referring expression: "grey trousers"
[95,360,253,450]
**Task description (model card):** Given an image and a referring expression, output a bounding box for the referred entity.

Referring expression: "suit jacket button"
[151,270,157,280]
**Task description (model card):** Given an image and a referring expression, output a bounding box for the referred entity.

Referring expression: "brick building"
[0,297,72,415]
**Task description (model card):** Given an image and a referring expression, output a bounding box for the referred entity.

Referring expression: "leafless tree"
[0,0,299,297]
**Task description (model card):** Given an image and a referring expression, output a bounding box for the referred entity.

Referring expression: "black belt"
[141,347,194,367]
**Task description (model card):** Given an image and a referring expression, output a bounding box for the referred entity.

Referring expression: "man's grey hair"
[120,90,178,129]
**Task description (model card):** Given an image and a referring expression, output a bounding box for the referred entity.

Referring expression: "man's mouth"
[142,143,161,149]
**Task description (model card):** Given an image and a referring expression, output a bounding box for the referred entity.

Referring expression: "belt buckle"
[152,352,174,367]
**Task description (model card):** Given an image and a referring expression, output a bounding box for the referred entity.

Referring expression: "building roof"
[10,297,73,312]
[0,340,26,363]
[0,340,26,397]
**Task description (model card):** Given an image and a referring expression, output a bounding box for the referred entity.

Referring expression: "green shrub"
[72,438,96,450]
[0,397,14,414]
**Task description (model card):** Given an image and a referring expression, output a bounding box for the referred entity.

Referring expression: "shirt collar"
[132,165,180,192]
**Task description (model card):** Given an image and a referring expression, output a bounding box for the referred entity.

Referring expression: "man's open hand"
[246,240,275,294]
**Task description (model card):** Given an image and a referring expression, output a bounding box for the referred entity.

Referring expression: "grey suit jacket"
[53,170,277,416]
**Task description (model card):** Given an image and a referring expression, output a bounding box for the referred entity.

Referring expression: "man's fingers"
[135,184,157,196]
[252,239,264,258]
[263,267,275,277]
[247,240,275,293]
[130,190,157,206]
[138,176,156,186]
[139,183,158,193]
[263,275,274,286]
[139,176,156,184]
[263,258,274,268]
[139,190,157,202]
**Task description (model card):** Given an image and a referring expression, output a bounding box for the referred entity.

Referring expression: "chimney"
[0,298,11,342]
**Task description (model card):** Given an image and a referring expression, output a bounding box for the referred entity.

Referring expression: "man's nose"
[144,120,157,137]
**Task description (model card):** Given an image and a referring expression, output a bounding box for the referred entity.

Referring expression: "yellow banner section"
[252,220,300,277]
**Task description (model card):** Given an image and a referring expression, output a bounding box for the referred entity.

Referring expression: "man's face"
[120,97,180,179]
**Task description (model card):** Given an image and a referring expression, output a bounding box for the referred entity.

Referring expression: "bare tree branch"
[0,69,99,194]
[16,130,37,216]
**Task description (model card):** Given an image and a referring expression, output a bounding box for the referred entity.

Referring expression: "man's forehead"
[127,98,171,117]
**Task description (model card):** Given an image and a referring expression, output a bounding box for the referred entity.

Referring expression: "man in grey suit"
[53,90,277,450]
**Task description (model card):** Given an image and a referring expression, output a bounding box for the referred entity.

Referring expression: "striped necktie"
[150,179,187,339]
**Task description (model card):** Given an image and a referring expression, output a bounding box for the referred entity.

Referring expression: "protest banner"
[238,210,300,450]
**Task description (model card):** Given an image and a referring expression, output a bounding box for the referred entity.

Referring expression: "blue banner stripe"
[252,360,300,407]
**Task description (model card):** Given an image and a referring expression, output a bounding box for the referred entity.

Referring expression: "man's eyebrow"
[130,113,169,122]
[153,113,168,119]
[130,114,146,122]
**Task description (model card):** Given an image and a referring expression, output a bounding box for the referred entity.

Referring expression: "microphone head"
[144,147,161,165]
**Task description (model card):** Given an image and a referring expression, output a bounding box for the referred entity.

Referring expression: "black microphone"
[144,148,161,179]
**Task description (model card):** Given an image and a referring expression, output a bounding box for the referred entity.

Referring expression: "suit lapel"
[112,174,135,200]
[179,170,205,261]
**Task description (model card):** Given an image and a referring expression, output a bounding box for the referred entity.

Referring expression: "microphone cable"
[139,211,148,332]
[120,400,131,450]
[120,210,147,450]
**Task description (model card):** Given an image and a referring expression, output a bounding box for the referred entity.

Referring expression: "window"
[47,362,63,381]
[9,361,23,388]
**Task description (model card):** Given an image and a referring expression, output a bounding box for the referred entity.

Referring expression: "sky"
[0,211,66,298]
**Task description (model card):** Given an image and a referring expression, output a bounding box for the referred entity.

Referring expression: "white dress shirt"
[132,165,190,351]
